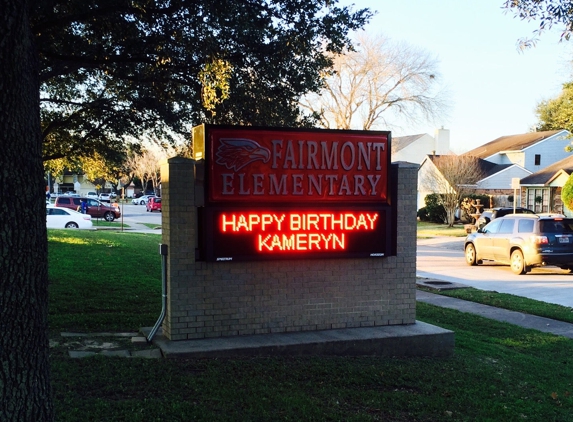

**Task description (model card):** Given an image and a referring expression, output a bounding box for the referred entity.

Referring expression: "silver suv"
[476,207,535,228]
[465,214,573,274]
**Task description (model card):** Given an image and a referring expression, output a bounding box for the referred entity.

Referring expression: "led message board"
[201,207,390,261]
[193,125,395,262]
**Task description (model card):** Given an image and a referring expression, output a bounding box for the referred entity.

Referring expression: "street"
[417,237,573,307]
[115,203,162,228]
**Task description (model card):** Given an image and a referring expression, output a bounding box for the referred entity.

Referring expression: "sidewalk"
[417,289,573,339]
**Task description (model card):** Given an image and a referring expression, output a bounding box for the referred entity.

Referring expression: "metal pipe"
[147,244,168,342]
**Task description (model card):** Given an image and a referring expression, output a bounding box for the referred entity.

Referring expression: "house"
[50,171,114,197]
[417,154,524,209]
[417,129,572,211]
[519,154,573,216]
[392,128,451,164]
[463,130,570,174]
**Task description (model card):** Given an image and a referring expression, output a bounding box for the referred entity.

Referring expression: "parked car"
[99,193,111,202]
[46,205,93,229]
[476,207,535,228]
[146,196,162,212]
[132,194,155,205]
[86,191,98,199]
[465,214,573,275]
[54,196,121,221]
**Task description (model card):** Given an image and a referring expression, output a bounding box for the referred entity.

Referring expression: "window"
[518,219,534,233]
[526,188,550,213]
[483,219,502,234]
[535,154,541,165]
[499,219,515,234]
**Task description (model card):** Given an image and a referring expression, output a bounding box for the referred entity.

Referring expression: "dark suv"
[54,197,121,222]
[476,207,535,228]
[465,214,573,274]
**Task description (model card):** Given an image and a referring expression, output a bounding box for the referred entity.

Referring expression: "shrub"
[422,193,447,223]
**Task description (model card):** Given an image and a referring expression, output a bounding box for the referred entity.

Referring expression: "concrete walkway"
[417,289,573,339]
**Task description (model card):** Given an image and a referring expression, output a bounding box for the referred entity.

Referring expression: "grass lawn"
[417,221,468,238]
[89,220,128,228]
[48,230,573,421]
[420,286,573,324]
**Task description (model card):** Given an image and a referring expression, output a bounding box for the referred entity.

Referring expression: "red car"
[146,197,162,212]
[54,196,121,221]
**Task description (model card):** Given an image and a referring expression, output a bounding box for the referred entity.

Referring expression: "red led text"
[220,212,379,252]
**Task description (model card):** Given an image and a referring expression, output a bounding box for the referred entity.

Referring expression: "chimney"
[434,127,450,155]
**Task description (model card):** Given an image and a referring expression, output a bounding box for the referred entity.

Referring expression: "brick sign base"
[153,158,453,357]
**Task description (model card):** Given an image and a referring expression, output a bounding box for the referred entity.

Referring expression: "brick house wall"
[161,157,418,341]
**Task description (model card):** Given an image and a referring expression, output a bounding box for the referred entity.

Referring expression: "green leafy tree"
[535,82,573,135]
[2,1,371,419]
[562,174,573,211]
[504,0,573,47]
[35,1,371,163]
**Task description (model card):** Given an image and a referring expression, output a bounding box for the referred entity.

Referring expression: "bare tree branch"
[301,31,450,131]
[420,155,485,227]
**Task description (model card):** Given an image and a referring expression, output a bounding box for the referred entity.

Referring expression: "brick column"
[161,157,197,340]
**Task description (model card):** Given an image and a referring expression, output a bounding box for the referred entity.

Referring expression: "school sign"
[193,125,396,261]
[153,125,452,358]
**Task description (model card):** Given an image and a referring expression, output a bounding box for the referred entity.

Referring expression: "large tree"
[300,32,448,131]
[1,0,54,420]
[35,0,371,163]
[2,1,370,419]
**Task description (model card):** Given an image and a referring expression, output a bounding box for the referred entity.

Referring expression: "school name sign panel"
[193,125,396,261]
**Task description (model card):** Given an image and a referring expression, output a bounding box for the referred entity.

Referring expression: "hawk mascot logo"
[215,138,271,171]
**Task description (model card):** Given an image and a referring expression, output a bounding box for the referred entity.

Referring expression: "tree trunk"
[0,1,54,420]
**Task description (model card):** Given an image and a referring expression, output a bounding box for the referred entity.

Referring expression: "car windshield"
[539,220,573,234]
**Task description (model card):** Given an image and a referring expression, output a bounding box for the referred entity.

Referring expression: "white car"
[86,191,99,199]
[99,193,111,202]
[132,194,155,205]
[46,205,93,229]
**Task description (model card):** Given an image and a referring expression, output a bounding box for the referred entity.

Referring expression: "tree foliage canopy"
[504,0,573,47]
[562,173,573,212]
[536,81,573,134]
[33,0,371,162]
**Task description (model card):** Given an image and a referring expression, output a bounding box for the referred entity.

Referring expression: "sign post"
[511,177,520,214]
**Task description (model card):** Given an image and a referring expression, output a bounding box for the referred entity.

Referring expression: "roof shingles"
[463,130,563,159]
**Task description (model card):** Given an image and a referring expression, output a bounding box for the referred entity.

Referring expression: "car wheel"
[140,200,145,205]
[510,249,526,275]
[104,212,115,222]
[465,243,477,266]
[65,222,79,229]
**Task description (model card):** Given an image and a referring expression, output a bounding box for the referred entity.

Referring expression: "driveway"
[417,237,573,308]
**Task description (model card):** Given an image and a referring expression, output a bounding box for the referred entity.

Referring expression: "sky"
[337,0,573,153]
